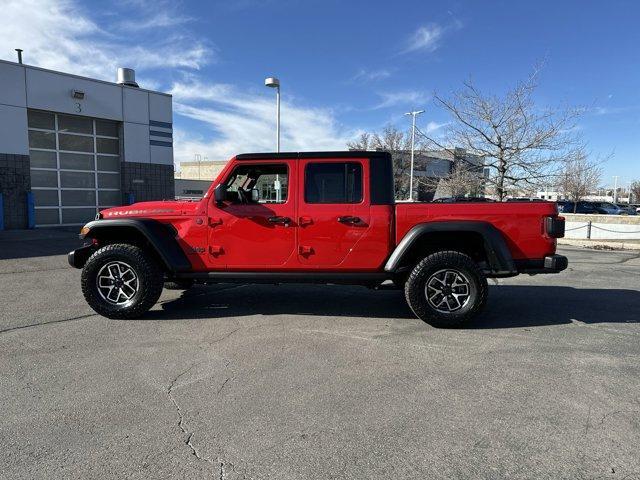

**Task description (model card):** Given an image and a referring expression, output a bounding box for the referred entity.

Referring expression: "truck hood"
[100,200,201,219]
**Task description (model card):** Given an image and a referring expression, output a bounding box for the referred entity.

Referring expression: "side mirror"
[213,184,227,203]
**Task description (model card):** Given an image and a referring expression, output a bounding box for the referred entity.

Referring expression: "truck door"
[296,158,371,267]
[207,160,297,269]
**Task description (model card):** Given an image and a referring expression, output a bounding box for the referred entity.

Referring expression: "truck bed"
[395,201,559,261]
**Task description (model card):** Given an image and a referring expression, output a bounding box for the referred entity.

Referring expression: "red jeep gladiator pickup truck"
[68,151,567,327]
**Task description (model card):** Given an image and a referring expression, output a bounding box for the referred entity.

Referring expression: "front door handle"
[268,216,291,226]
[337,216,361,225]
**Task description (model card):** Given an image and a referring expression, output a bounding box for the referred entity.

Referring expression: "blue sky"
[2,0,639,186]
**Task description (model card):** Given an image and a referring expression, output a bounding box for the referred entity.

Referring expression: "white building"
[0,58,174,229]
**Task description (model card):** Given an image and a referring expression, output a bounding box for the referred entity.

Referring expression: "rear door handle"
[268,216,291,226]
[337,216,360,225]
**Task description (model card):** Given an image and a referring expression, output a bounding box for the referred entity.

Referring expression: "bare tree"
[419,70,582,200]
[629,181,640,204]
[348,126,417,198]
[347,132,373,150]
[420,161,484,198]
[557,148,602,212]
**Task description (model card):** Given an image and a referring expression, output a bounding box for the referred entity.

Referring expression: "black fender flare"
[79,218,191,272]
[384,221,517,276]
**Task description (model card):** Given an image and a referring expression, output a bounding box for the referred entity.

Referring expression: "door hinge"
[209,217,223,227]
[209,245,224,256]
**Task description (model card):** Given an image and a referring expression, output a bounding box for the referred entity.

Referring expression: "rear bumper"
[516,254,568,274]
[68,245,95,269]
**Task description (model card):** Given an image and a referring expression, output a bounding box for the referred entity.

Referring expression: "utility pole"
[404,109,425,201]
[195,153,202,180]
[613,176,619,203]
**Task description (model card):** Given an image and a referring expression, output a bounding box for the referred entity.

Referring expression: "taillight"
[545,216,565,238]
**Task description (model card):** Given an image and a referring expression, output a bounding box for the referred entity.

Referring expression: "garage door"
[28,110,121,226]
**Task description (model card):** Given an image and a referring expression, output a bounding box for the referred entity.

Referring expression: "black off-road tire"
[81,244,164,319]
[404,250,488,328]
[164,279,195,290]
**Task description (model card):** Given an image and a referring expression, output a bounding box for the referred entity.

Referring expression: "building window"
[27,110,121,226]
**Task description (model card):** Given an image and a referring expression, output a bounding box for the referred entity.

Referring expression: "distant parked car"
[506,197,542,202]
[431,196,495,203]
[615,203,638,215]
[591,202,628,215]
[556,201,598,214]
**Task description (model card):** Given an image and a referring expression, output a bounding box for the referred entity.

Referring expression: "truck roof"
[234,150,395,205]
[235,151,392,161]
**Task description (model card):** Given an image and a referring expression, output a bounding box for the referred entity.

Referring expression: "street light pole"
[404,109,425,201]
[613,176,619,203]
[265,77,282,202]
[265,77,281,152]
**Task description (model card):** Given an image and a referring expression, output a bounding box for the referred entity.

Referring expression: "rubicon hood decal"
[100,200,201,217]
[105,208,176,216]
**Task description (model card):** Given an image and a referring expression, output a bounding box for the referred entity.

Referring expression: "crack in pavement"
[167,364,243,479]
[0,313,97,335]
[166,346,250,479]
[167,363,207,462]
[217,377,232,395]
[599,409,640,425]
[210,327,240,345]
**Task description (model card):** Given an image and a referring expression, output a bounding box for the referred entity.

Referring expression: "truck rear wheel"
[81,244,164,319]
[405,250,488,328]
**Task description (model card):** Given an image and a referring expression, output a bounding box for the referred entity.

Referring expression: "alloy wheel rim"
[425,269,471,313]
[96,261,139,305]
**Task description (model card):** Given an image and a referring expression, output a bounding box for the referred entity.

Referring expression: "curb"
[558,239,640,251]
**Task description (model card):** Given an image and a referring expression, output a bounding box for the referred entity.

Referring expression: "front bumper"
[516,254,568,275]
[68,245,95,269]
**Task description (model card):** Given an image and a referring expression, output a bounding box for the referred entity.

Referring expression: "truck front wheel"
[81,244,164,319]
[405,250,488,328]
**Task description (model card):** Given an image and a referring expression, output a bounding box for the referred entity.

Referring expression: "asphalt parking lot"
[1,230,639,480]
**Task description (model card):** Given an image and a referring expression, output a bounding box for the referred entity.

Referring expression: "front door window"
[225,164,288,204]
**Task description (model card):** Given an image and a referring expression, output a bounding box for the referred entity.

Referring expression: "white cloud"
[373,90,429,110]
[170,79,357,162]
[1,0,359,166]
[592,105,640,116]
[352,68,392,82]
[117,11,192,31]
[403,24,444,53]
[0,0,212,82]
[424,121,449,134]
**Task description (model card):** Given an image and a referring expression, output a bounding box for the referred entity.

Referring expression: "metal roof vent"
[116,67,139,87]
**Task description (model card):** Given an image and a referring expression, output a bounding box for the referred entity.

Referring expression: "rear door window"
[304,162,362,203]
